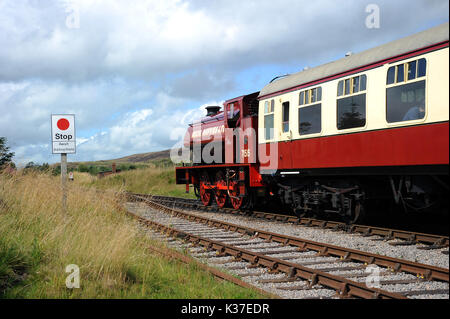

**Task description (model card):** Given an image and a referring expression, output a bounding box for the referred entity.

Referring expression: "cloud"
[0,79,154,147]
[1,0,448,83]
[0,0,448,165]
[71,102,214,162]
[166,69,236,100]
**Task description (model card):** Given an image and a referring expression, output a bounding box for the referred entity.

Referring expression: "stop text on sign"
[51,114,76,154]
[55,133,73,140]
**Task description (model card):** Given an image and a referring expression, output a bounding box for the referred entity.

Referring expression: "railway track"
[125,194,449,299]
[146,243,280,299]
[128,193,449,250]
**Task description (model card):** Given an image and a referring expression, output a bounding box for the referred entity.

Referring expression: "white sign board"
[51,114,76,154]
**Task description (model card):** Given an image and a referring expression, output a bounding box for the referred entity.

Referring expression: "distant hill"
[113,149,171,163]
[66,149,172,169]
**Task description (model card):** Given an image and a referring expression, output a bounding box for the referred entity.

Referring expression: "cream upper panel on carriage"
[258,23,449,145]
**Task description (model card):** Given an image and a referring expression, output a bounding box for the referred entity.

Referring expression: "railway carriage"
[176,23,449,223]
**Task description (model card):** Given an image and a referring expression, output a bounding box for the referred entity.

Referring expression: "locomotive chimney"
[205,106,221,117]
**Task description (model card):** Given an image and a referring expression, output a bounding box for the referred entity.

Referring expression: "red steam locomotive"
[175,23,449,223]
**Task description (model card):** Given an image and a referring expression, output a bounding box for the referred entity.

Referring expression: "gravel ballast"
[175,206,449,268]
[126,202,449,299]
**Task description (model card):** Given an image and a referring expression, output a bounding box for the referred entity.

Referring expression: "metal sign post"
[51,115,76,217]
[61,153,68,215]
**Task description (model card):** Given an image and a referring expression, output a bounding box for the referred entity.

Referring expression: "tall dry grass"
[0,171,261,298]
[82,166,196,198]
[1,171,146,297]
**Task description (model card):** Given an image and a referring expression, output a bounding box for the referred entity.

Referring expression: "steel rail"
[125,204,406,299]
[131,193,449,248]
[130,194,449,283]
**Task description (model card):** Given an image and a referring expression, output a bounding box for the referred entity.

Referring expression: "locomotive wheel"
[215,171,228,208]
[199,173,212,206]
[229,180,246,210]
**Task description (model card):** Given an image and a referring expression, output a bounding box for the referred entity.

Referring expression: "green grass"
[0,171,263,298]
[80,166,196,199]
[0,238,34,295]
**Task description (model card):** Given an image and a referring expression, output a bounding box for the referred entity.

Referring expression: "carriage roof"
[259,22,449,98]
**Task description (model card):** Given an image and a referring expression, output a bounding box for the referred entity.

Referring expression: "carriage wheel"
[215,171,228,208]
[345,201,365,224]
[294,208,307,219]
[229,180,246,210]
[199,173,212,206]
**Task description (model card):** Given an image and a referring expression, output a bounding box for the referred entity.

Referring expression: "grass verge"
[0,171,263,298]
[78,166,196,198]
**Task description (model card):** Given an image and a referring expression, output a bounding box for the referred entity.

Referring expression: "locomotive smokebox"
[205,106,221,116]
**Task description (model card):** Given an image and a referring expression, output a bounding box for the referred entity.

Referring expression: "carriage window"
[337,94,366,130]
[338,74,367,97]
[298,87,322,135]
[418,58,427,77]
[336,74,367,130]
[337,81,344,96]
[264,100,274,113]
[407,61,417,80]
[299,91,305,105]
[264,99,275,140]
[385,58,427,123]
[397,64,405,83]
[352,76,360,93]
[282,102,290,133]
[387,80,426,123]
[299,104,321,135]
[264,115,274,140]
[311,89,316,103]
[387,59,426,85]
[360,75,367,91]
[299,87,322,105]
[344,79,350,95]
[387,67,395,84]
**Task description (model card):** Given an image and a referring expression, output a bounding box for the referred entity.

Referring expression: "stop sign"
[51,114,76,154]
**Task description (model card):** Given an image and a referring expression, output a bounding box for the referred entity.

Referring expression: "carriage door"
[279,99,293,169]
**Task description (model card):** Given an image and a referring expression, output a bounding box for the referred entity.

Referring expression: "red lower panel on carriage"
[259,122,449,171]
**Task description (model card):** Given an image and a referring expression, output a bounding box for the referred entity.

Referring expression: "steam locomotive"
[175,23,449,223]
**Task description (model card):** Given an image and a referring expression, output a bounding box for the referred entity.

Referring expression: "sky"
[0,0,448,166]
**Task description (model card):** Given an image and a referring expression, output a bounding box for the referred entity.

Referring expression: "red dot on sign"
[57,118,70,130]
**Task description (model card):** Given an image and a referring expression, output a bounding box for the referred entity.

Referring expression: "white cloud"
[0,0,448,164]
[1,0,447,82]
[72,102,214,162]
[0,79,154,146]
